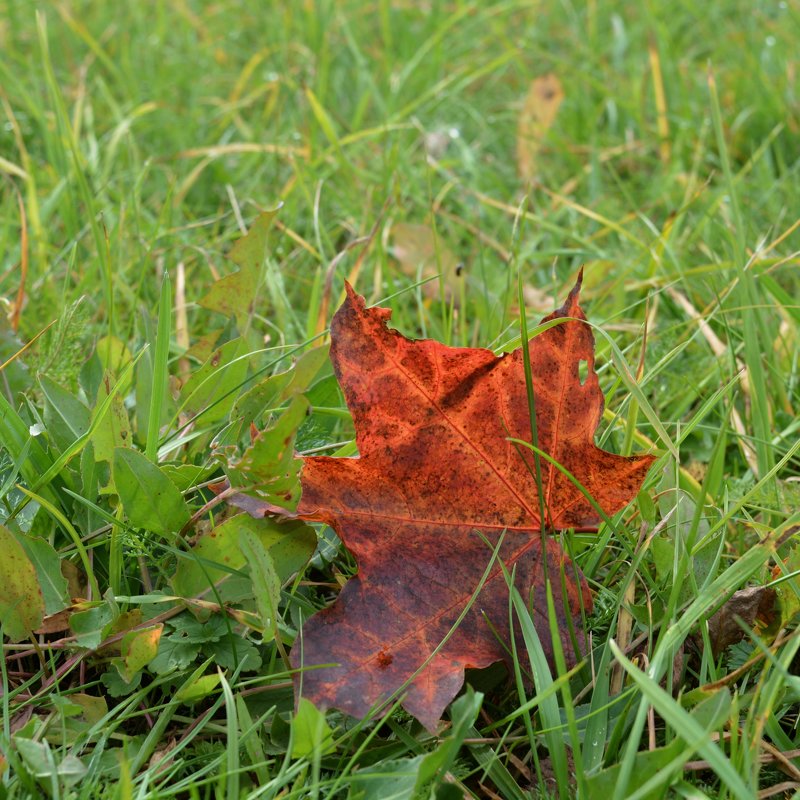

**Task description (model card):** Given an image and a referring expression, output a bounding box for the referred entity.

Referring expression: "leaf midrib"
[372,339,543,525]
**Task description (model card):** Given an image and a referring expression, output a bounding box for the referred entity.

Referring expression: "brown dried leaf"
[708,586,778,656]
[516,73,564,181]
[389,222,463,302]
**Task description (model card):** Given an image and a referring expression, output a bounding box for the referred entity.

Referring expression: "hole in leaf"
[578,359,588,386]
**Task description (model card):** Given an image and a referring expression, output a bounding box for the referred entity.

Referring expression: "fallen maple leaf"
[230,274,654,730]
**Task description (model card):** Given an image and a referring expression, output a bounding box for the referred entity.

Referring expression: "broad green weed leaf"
[612,640,750,800]
[15,736,86,788]
[100,669,143,697]
[171,614,227,643]
[68,693,108,725]
[0,391,60,508]
[348,689,482,798]
[586,738,686,800]
[185,327,226,365]
[207,633,262,671]
[181,337,249,425]
[0,324,30,398]
[149,633,201,675]
[417,686,483,786]
[39,374,90,452]
[15,531,69,615]
[291,697,335,758]
[113,447,191,536]
[175,672,221,704]
[69,600,117,649]
[172,516,255,602]
[171,513,314,601]
[232,344,329,429]
[199,209,279,327]
[239,528,280,636]
[13,737,56,780]
[160,463,215,492]
[350,755,425,800]
[47,693,109,745]
[0,524,45,640]
[107,608,143,636]
[585,688,733,799]
[224,395,309,510]
[775,545,800,625]
[77,442,100,534]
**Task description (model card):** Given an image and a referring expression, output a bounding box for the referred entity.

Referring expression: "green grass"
[1,0,799,797]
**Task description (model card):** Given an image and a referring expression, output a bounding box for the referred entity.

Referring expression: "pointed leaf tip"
[558,269,584,316]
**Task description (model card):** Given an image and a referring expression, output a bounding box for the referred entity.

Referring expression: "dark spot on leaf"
[376,649,393,669]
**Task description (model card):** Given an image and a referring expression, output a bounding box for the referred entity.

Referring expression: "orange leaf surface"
[233,275,654,730]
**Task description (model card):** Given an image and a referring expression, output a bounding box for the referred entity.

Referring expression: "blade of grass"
[144,271,172,461]
[610,640,751,799]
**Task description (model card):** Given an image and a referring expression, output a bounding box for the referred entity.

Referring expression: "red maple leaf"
[232,275,654,730]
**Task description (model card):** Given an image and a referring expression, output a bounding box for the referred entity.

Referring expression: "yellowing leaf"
[92,371,132,463]
[69,693,108,724]
[114,624,163,682]
[516,73,564,181]
[0,525,45,641]
[389,222,463,302]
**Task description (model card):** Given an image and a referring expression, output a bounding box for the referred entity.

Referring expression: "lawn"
[1,1,799,798]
